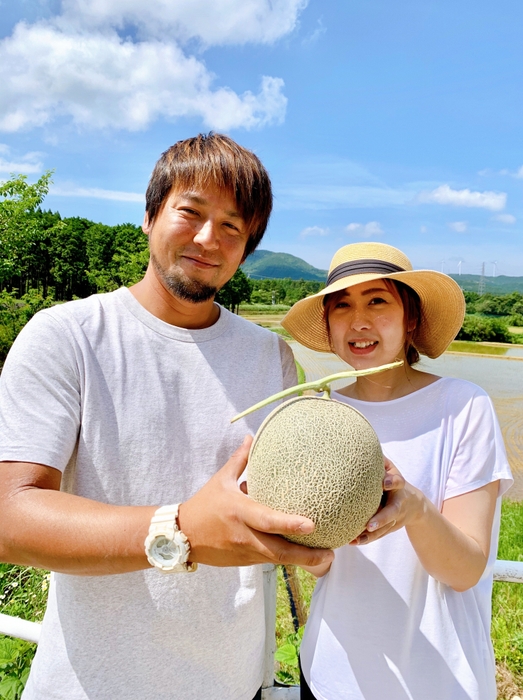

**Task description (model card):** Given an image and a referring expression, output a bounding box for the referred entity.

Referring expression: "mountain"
[242,250,328,281]
[449,274,523,294]
[242,250,523,292]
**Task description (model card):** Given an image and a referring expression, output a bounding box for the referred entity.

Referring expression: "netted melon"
[247,395,384,549]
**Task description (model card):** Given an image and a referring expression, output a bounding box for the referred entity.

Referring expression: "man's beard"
[151,253,217,303]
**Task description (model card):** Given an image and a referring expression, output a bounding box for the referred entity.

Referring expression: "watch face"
[152,536,181,565]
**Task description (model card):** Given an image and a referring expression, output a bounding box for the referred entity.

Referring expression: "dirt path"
[288,341,523,500]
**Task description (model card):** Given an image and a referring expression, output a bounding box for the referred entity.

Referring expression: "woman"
[281,242,512,700]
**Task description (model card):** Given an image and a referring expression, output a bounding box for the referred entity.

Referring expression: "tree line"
[1,172,523,362]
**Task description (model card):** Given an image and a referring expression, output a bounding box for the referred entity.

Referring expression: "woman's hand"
[348,457,499,592]
[349,458,424,545]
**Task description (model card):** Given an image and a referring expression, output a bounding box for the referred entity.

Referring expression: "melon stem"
[231,359,403,423]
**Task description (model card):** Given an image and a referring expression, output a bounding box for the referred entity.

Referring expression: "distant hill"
[242,251,523,293]
[449,274,523,294]
[242,250,328,281]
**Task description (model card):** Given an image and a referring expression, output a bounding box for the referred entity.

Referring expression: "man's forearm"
[0,447,334,575]
[0,486,156,575]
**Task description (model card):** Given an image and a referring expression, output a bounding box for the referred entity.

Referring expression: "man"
[0,133,331,700]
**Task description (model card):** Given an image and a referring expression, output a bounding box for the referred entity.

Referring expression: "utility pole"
[491,261,497,277]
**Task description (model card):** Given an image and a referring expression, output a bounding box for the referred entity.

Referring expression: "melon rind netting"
[248,396,385,549]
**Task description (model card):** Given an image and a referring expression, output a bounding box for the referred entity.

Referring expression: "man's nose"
[193,220,220,250]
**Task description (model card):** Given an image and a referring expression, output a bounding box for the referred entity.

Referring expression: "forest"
[1,172,523,364]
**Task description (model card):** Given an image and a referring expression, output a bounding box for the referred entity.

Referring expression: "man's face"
[142,185,249,303]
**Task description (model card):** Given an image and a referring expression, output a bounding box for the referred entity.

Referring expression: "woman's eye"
[369,297,386,305]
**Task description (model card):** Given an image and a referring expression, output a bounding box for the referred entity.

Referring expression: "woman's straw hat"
[281,242,465,359]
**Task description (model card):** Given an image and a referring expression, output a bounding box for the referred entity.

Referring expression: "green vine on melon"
[231,359,403,423]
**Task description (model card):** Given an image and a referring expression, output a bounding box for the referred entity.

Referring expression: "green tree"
[0,172,62,296]
[85,222,148,292]
[0,289,55,364]
[216,268,252,313]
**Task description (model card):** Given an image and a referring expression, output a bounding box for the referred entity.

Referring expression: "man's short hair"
[145,133,272,258]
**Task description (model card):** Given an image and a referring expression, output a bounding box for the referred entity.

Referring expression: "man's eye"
[224,222,241,232]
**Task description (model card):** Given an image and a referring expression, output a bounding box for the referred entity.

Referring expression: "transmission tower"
[478,262,486,296]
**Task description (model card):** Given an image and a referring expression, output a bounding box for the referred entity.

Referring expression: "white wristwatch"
[144,504,197,573]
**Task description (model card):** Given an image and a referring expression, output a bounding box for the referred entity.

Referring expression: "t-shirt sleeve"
[444,388,513,500]
[278,336,298,390]
[0,309,81,472]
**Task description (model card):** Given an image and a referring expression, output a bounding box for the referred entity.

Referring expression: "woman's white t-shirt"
[300,377,512,700]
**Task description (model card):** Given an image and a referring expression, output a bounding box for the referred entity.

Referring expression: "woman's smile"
[348,339,379,355]
[327,280,407,368]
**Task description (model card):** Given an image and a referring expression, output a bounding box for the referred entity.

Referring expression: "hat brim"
[281,270,465,359]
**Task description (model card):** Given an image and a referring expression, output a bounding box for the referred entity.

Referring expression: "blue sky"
[1,0,522,276]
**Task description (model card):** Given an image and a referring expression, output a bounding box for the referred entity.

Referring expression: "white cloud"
[59,0,308,46]
[448,221,468,233]
[346,221,384,239]
[418,184,506,211]
[493,213,516,224]
[0,23,287,132]
[302,17,326,46]
[478,166,523,179]
[300,225,329,237]
[277,184,413,210]
[0,145,43,173]
[50,184,144,202]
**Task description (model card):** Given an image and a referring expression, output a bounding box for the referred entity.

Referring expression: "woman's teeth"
[351,341,377,348]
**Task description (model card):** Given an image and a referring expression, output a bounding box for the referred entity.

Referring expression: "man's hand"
[178,435,334,569]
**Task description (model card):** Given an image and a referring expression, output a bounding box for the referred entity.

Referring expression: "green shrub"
[239,303,291,314]
[507,314,523,328]
[457,315,512,343]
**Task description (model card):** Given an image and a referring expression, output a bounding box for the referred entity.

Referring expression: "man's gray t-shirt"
[0,288,297,700]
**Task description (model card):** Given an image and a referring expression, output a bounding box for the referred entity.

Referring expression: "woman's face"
[327,279,407,369]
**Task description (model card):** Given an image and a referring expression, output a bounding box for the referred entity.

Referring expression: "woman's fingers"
[383,458,405,491]
[348,459,407,545]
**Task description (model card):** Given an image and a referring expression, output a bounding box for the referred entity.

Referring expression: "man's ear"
[142,213,151,235]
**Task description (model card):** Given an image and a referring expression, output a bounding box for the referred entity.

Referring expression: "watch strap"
[145,504,197,573]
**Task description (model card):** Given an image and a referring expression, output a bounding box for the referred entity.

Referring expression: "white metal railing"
[2,560,523,699]
[492,559,523,583]
[0,612,41,643]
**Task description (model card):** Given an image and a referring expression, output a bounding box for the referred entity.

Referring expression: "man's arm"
[0,437,333,575]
